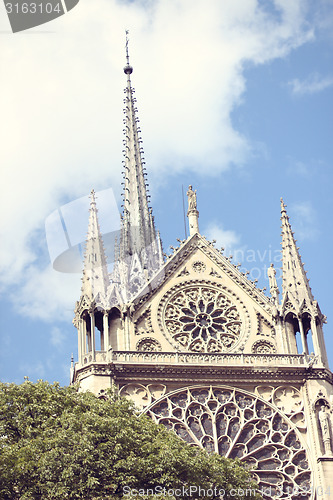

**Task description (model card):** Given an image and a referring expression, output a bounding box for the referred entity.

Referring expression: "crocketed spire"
[81,189,110,300]
[280,198,314,312]
[113,32,164,300]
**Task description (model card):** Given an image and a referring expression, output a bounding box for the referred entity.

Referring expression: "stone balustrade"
[81,350,318,367]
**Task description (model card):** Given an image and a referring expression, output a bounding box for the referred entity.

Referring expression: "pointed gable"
[130,233,275,354]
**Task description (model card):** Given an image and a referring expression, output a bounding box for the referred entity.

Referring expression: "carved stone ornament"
[134,306,153,336]
[161,284,244,353]
[119,383,149,409]
[273,386,303,415]
[256,385,304,417]
[209,268,222,278]
[192,261,206,273]
[177,267,190,277]
[283,298,296,317]
[119,383,166,409]
[145,386,311,497]
[256,312,275,337]
[251,340,276,354]
[136,338,162,352]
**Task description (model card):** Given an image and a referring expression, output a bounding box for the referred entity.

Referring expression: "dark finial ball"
[124,65,133,75]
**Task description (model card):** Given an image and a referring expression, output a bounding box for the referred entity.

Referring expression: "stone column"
[310,317,322,361]
[90,312,96,361]
[298,317,309,355]
[188,209,199,236]
[316,322,329,368]
[284,319,297,354]
[103,312,109,351]
[85,317,91,353]
[78,319,83,363]
[276,317,288,354]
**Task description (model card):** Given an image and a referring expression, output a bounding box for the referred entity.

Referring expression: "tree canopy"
[0,381,260,500]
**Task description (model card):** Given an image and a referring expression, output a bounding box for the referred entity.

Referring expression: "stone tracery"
[145,386,311,499]
[136,337,162,351]
[162,285,243,352]
[252,340,276,354]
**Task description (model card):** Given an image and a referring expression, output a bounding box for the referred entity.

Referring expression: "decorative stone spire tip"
[124,30,133,75]
[113,30,164,296]
[280,197,287,213]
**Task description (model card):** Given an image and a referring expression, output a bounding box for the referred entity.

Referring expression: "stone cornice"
[74,359,333,385]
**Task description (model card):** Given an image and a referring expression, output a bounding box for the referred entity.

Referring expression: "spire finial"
[90,189,96,205]
[124,30,133,75]
[114,33,164,301]
[280,197,287,214]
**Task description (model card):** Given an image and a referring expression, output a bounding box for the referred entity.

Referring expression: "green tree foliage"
[0,381,261,500]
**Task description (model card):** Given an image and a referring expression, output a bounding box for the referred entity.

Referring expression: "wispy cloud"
[291,201,319,241]
[203,222,282,288]
[50,326,67,349]
[204,223,242,256]
[19,361,47,380]
[286,158,327,178]
[9,265,80,322]
[288,73,333,95]
[287,159,313,178]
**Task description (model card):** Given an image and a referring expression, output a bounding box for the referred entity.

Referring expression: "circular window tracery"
[162,285,243,352]
[252,340,276,354]
[145,386,312,499]
[136,338,162,352]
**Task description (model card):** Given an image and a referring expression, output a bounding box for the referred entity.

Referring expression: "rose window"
[163,285,242,352]
[145,386,312,499]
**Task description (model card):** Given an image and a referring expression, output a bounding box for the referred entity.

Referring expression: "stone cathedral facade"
[72,54,333,497]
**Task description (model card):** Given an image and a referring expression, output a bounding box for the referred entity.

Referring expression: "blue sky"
[0,0,332,386]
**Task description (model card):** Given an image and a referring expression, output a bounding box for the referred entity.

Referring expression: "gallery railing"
[80,350,319,367]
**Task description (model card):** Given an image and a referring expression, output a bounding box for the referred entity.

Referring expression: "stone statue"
[267,263,279,302]
[267,263,278,289]
[187,185,197,211]
[318,405,333,456]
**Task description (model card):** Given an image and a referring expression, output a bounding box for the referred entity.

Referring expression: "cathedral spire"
[280,198,328,365]
[280,197,314,310]
[81,189,109,299]
[114,32,164,299]
[121,31,155,255]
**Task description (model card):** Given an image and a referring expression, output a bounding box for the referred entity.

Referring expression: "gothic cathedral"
[72,51,333,497]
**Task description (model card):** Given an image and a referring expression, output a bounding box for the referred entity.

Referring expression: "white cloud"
[19,361,47,380]
[291,201,319,241]
[288,73,333,95]
[0,0,316,321]
[50,326,67,349]
[204,222,242,256]
[10,265,81,322]
[287,159,312,177]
